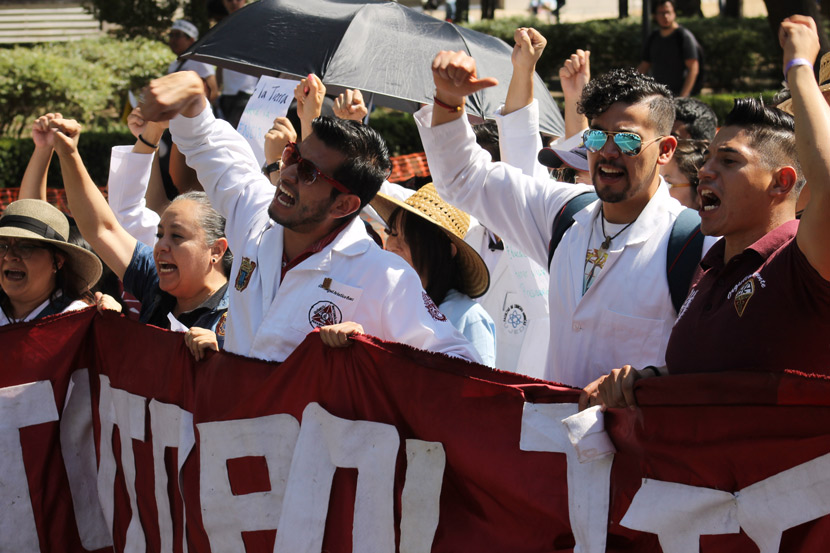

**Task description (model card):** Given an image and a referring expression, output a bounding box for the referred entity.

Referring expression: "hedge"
[0,131,134,189]
[0,38,169,138]
[466,16,782,93]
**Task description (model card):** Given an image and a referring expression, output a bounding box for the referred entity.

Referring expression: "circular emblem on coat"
[422,292,447,321]
[502,304,527,335]
[308,301,343,328]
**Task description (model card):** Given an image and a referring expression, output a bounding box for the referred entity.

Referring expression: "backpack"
[546,192,704,314]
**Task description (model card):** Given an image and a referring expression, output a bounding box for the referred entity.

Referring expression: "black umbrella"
[184,0,565,137]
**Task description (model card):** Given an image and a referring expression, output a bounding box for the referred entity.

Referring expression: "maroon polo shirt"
[666,220,830,376]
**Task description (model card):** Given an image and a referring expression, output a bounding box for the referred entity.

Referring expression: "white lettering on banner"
[274,403,400,553]
[520,403,612,553]
[60,370,112,550]
[399,440,446,553]
[621,452,830,553]
[0,381,60,553]
[197,414,300,553]
[149,400,195,553]
[97,376,147,553]
[620,479,740,553]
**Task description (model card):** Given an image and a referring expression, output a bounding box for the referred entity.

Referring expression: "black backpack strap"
[666,208,705,313]
[547,191,598,268]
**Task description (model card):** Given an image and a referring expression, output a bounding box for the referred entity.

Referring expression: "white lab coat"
[416,103,690,387]
[107,146,159,247]
[170,106,481,364]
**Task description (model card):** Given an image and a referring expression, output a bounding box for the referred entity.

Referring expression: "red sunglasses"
[281,142,351,194]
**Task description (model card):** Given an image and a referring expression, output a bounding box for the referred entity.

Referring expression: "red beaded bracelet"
[433,96,463,113]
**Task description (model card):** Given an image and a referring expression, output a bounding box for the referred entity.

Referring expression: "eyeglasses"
[0,240,50,260]
[281,142,351,194]
[582,129,664,157]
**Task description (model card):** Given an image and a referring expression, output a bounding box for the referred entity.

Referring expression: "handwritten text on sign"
[237,76,295,166]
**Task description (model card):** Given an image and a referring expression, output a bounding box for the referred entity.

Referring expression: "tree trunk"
[619,0,628,19]
[674,0,703,17]
[722,0,742,17]
[823,0,830,21]
[764,0,830,80]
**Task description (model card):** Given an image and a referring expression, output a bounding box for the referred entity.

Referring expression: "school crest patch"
[308,301,342,328]
[503,304,527,335]
[734,277,755,317]
[235,258,256,292]
[422,292,447,321]
[215,313,227,337]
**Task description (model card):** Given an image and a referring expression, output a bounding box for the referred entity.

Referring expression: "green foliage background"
[0,16,787,186]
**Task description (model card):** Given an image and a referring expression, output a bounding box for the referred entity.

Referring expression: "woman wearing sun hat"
[0,199,102,325]
[370,183,497,367]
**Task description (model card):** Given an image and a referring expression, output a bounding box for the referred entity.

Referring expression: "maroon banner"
[3,309,830,552]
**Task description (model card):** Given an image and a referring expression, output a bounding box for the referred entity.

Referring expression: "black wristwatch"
[263,161,281,176]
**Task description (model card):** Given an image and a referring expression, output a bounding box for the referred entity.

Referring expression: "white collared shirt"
[416,101,697,387]
[171,106,481,364]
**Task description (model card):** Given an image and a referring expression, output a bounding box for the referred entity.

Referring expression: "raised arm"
[497,27,550,179]
[141,70,274,253]
[503,27,546,115]
[293,74,326,140]
[106,107,166,246]
[263,116,297,185]
[333,89,369,122]
[559,49,591,138]
[419,50,591,266]
[51,118,137,279]
[781,16,830,280]
[19,113,61,200]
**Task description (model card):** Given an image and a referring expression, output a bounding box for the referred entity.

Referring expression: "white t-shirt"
[221,69,257,95]
[168,58,216,79]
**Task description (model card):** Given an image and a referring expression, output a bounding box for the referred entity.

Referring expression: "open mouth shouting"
[275,182,296,208]
[699,188,721,212]
[3,269,26,282]
[157,261,177,275]
[595,163,626,183]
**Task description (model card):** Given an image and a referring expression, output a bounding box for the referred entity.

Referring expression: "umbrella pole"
[364,92,374,125]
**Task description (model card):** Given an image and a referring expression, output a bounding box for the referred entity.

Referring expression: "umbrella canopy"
[184,0,565,137]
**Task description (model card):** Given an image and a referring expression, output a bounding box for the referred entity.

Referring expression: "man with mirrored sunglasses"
[136,70,482,364]
[417,27,712,387]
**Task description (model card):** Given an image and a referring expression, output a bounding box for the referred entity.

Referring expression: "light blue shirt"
[440,289,497,368]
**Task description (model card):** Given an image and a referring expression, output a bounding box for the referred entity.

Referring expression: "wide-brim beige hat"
[0,199,102,288]
[777,52,830,114]
[370,183,490,298]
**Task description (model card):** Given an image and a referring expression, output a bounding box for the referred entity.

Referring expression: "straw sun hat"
[777,52,830,114]
[370,183,490,298]
[0,199,102,287]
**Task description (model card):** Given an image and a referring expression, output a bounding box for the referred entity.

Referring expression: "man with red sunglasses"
[137,70,481,364]
[416,28,711,388]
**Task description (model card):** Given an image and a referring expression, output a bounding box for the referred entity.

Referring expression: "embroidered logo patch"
[734,278,756,317]
[215,312,227,337]
[235,257,257,292]
[308,301,342,328]
[422,292,447,321]
[502,304,528,335]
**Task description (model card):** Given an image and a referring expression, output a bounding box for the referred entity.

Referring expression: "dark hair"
[672,138,708,191]
[473,121,500,162]
[674,98,717,141]
[652,0,676,13]
[579,68,675,136]
[311,116,392,212]
[172,191,233,276]
[67,223,124,311]
[388,208,462,306]
[723,98,805,193]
